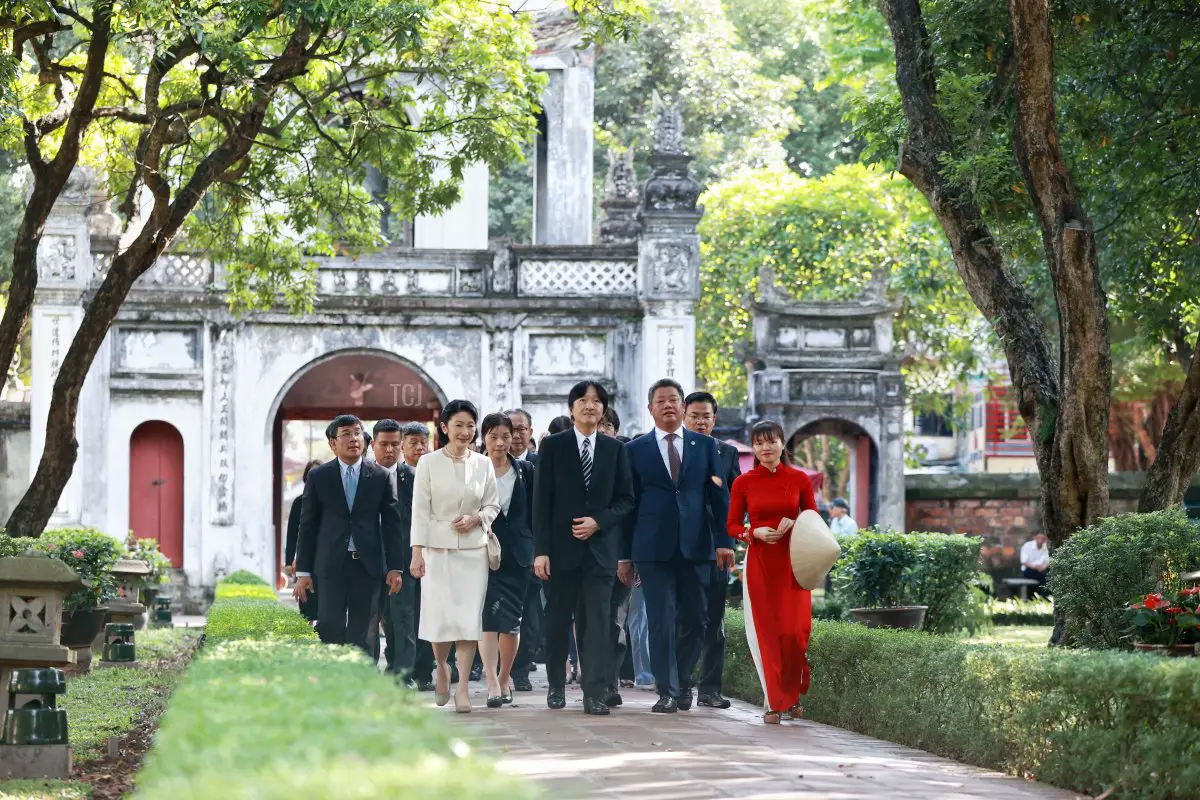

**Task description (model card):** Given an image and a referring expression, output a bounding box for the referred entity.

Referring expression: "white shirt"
[1020,540,1050,569]
[515,449,532,462]
[830,515,858,535]
[654,426,685,477]
[574,427,598,460]
[496,466,518,516]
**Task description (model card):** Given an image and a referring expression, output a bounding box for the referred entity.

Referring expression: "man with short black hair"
[397,422,435,689]
[375,419,419,680]
[295,415,404,656]
[534,381,635,715]
[682,391,741,709]
[621,379,734,713]
[507,408,538,465]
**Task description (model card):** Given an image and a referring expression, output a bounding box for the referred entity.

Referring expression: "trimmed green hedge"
[213,582,279,602]
[136,576,533,799]
[220,569,270,585]
[985,597,1054,627]
[723,608,1200,799]
[1050,509,1200,648]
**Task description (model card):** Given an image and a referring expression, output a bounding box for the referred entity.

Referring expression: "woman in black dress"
[478,412,535,707]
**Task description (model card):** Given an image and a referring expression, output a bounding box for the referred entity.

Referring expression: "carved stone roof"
[531,5,587,55]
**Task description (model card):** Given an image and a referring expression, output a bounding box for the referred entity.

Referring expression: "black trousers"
[545,551,614,700]
[576,578,631,691]
[638,556,709,699]
[316,551,381,657]
[694,563,728,694]
[298,575,319,623]
[1021,566,1050,597]
[383,573,418,676]
[410,578,435,683]
[512,578,544,680]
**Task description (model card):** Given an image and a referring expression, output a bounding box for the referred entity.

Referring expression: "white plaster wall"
[639,315,696,432]
[105,397,204,577]
[414,162,489,250]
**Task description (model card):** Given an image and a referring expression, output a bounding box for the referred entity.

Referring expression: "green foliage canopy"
[697,163,984,410]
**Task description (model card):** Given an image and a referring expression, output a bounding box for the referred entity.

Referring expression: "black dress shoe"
[513,676,534,692]
[583,697,610,716]
[602,687,623,707]
[652,695,679,713]
[501,693,513,705]
[697,692,731,709]
[416,680,435,692]
[486,695,504,709]
[470,664,483,682]
[547,688,566,710]
[677,688,693,711]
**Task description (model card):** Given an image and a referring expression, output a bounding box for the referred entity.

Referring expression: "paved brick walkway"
[440,675,1083,800]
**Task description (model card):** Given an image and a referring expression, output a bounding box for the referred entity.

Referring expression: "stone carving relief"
[651,93,686,156]
[115,328,201,372]
[210,328,235,525]
[38,235,76,281]
[650,241,694,293]
[526,333,608,377]
[490,328,515,410]
[599,148,640,245]
[48,315,65,380]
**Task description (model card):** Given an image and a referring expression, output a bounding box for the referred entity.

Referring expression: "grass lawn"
[0,627,200,799]
[963,625,1054,648]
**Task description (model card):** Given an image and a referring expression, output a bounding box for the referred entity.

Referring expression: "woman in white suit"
[410,399,500,713]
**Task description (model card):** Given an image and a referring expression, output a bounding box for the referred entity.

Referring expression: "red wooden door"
[129,421,185,567]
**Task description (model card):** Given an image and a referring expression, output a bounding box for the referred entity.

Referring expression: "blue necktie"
[344,465,358,551]
[344,465,358,510]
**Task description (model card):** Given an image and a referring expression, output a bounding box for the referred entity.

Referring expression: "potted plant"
[35,528,124,650]
[837,532,929,630]
[1123,588,1199,656]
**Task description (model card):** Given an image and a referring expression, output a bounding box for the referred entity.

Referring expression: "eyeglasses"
[336,430,363,441]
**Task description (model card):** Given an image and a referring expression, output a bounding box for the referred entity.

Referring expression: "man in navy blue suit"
[619,379,734,713]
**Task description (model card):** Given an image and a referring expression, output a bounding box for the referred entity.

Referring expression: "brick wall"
[905,473,1162,581]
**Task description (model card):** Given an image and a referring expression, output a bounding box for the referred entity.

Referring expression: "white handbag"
[485,527,502,571]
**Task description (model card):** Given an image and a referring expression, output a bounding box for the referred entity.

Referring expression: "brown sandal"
[763,710,783,724]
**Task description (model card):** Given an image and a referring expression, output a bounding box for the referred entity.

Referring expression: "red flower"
[1166,607,1184,615]
[1144,593,1164,610]
[71,549,85,559]
[45,543,57,551]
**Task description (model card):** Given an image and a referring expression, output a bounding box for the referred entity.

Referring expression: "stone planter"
[1133,643,1197,657]
[850,605,929,630]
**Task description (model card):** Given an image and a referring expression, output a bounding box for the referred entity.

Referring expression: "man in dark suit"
[396,422,434,688]
[295,414,404,656]
[682,391,741,709]
[533,382,635,715]
[374,420,419,679]
[619,379,734,713]
[506,408,542,692]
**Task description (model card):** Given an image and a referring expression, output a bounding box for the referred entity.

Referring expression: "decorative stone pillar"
[636,96,703,429]
[30,168,106,526]
[598,148,640,245]
[533,53,596,245]
[482,314,524,413]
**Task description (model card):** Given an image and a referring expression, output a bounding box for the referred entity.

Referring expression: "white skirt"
[418,546,489,642]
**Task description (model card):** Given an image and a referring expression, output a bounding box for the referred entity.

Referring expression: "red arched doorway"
[790,419,878,528]
[272,351,445,583]
[129,421,185,567]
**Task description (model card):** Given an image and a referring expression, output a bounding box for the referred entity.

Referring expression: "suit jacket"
[517,449,539,466]
[284,495,303,567]
[711,441,742,561]
[533,430,635,571]
[624,429,734,563]
[295,458,403,579]
[411,449,500,550]
[392,462,416,573]
[492,456,535,568]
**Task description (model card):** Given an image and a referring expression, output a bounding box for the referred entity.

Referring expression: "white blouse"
[496,467,517,516]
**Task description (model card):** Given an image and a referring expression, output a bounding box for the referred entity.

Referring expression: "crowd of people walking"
[289,378,821,723]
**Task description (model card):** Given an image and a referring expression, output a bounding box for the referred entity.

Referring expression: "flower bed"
[723,608,1200,799]
[135,576,533,799]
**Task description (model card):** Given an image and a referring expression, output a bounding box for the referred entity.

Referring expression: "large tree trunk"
[1008,0,1111,539]
[0,2,114,386]
[1139,333,1200,511]
[6,17,314,536]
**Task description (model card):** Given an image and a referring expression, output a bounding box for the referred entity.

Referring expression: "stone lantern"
[107,560,150,628]
[0,553,83,778]
[0,554,84,693]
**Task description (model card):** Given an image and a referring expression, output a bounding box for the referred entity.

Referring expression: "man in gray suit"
[683,391,742,709]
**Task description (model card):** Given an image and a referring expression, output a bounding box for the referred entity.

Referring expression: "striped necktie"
[581,437,593,489]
